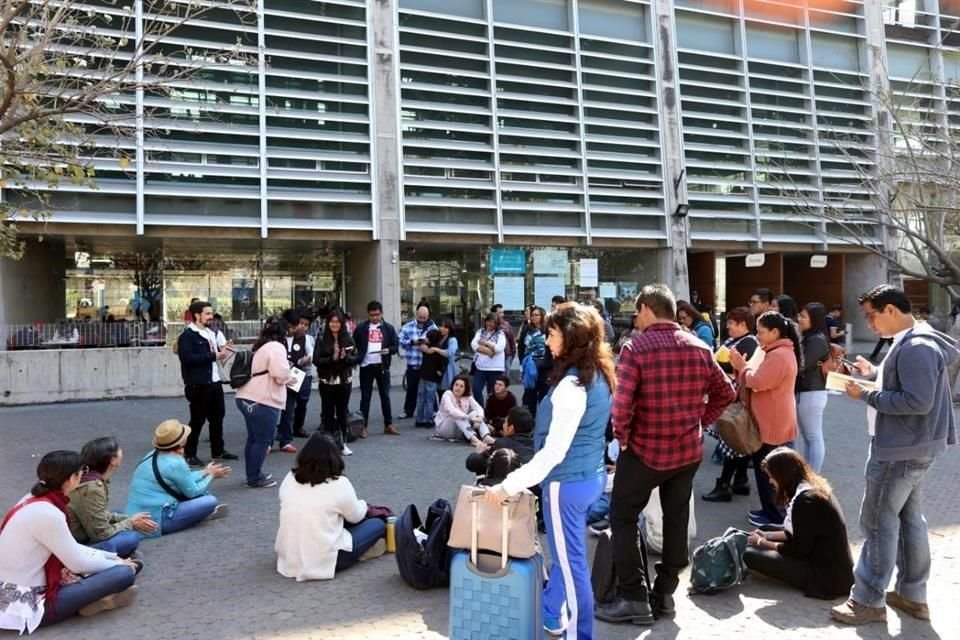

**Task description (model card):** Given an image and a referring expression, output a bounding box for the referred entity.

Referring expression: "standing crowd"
[0,283,954,638]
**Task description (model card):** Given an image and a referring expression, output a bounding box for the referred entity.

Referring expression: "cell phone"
[840,358,858,369]
[344,345,355,352]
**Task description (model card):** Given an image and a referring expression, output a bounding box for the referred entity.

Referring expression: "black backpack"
[592,525,650,607]
[228,350,267,389]
[395,499,453,589]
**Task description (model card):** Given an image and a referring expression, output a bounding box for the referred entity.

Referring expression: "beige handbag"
[447,485,538,560]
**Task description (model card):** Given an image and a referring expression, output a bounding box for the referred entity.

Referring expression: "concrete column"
[651,0,690,300]
[843,253,888,340]
[366,0,402,326]
[0,239,66,325]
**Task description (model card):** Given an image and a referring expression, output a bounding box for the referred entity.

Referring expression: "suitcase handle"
[470,491,510,570]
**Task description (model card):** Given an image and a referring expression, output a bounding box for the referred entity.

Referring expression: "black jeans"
[743,547,807,592]
[320,382,351,442]
[359,364,392,427]
[184,383,225,458]
[610,449,699,599]
[719,456,750,486]
[522,388,538,418]
[752,443,785,523]
[403,366,420,416]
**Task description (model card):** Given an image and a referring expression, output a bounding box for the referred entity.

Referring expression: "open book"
[826,371,877,392]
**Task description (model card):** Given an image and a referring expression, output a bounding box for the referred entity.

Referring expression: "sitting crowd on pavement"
[0,283,953,636]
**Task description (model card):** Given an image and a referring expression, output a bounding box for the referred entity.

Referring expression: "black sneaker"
[292,430,309,438]
[213,451,239,461]
[185,456,205,468]
[247,477,278,488]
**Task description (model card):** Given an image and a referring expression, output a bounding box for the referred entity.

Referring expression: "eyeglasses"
[864,310,881,322]
[748,299,763,305]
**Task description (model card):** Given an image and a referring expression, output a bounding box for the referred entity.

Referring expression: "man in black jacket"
[177,300,239,466]
[352,300,400,438]
[465,406,535,474]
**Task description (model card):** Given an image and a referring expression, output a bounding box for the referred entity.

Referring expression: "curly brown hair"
[545,302,616,391]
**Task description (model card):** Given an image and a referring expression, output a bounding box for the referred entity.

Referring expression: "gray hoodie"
[861,322,959,462]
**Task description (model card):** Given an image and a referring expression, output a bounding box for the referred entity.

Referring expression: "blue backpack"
[521,354,538,390]
[689,527,749,594]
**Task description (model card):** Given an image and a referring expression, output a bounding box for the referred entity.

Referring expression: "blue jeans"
[416,380,438,423]
[587,493,611,525]
[161,495,218,535]
[237,398,281,485]
[851,443,935,607]
[278,388,298,446]
[797,390,828,473]
[543,475,605,640]
[335,517,387,573]
[43,565,136,625]
[472,369,501,409]
[89,531,141,558]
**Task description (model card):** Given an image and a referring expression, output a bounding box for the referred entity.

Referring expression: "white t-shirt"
[866,326,912,436]
[363,323,384,367]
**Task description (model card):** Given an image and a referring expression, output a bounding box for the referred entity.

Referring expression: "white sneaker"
[342,444,353,456]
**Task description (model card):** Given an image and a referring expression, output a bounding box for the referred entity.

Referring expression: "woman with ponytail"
[0,451,139,633]
[730,311,802,528]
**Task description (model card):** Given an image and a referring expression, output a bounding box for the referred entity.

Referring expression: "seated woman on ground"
[69,437,157,557]
[125,420,230,537]
[477,449,523,487]
[743,447,854,600]
[432,375,496,447]
[0,451,140,633]
[275,433,387,581]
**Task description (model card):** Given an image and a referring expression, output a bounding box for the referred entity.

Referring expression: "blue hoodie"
[861,322,959,462]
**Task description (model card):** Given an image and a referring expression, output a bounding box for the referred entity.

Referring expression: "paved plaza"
[1,386,957,640]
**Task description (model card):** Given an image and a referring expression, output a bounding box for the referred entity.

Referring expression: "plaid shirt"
[399,319,437,368]
[613,322,736,470]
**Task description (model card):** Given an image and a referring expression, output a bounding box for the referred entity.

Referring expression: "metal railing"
[1,321,169,351]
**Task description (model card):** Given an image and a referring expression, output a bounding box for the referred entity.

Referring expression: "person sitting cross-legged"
[484,375,518,435]
[432,375,496,447]
[69,437,157,557]
[125,420,230,537]
[0,451,141,633]
[465,406,534,475]
[275,433,387,581]
[742,447,854,600]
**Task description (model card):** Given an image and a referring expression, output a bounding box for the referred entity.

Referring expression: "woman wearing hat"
[0,451,140,633]
[125,420,231,537]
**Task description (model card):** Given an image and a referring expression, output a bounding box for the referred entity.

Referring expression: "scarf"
[0,490,71,618]
[80,470,104,484]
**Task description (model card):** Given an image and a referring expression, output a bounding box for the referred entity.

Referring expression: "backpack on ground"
[591,524,650,607]
[395,499,453,589]
[228,349,267,389]
[688,527,749,595]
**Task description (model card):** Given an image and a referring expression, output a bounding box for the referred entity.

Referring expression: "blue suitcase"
[449,497,543,640]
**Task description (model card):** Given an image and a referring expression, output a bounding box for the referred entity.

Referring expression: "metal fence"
[0,320,271,351]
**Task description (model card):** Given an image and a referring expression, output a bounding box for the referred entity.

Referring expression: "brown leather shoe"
[831,598,886,626]
[359,427,368,439]
[384,424,401,436]
[886,591,930,621]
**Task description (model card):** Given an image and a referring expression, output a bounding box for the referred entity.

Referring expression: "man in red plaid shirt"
[596,284,735,626]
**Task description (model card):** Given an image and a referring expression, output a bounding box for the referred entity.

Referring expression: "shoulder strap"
[151,451,191,502]
[0,497,45,532]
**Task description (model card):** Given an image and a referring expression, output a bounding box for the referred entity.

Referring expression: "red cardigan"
[740,338,799,445]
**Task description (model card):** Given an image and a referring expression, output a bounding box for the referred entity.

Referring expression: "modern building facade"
[3,0,958,335]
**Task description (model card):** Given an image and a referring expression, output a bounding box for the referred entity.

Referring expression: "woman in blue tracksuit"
[486,302,615,639]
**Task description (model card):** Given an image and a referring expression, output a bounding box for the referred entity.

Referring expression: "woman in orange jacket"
[730,311,801,528]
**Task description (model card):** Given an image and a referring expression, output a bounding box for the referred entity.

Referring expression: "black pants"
[521,388,538,417]
[719,456,750,486]
[184,383,225,458]
[610,449,699,599]
[359,365,392,427]
[320,383,351,442]
[403,366,420,416]
[743,547,807,592]
[752,443,785,523]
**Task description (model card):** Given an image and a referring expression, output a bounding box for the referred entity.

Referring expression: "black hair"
[484,449,522,485]
[416,300,431,311]
[830,304,843,313]
[293,433,345,486]
[757,311,804,371]
[802,302,828,338]
[321,309,348,348]
[490,304,502,313]
[916,305,932,315]
[775,295,798,321]
[32,450,82,496]
[551,295,567,305]
[676,300,705,327]
[858,285,911,314]
[188,300,210,322]
[762,447,832,508]
[505,406,533,435]
[482,312,499,330]
[438,317,456,334]
[752,288,773,304]
[425,328,442,346]
[253,315,289,351]
[636,283,677,320]
[80,437,120,475]
[282,308,301,326]
[367,300,383,313]
[590,300,604,314]
[494,374,510,387]
[450,374,472,397]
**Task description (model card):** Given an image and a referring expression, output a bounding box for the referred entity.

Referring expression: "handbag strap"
[150,451,191,503]
[470,488,511,569]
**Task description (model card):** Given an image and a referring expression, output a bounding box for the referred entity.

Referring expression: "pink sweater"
[236,342,291,409]
[739,338,798,446]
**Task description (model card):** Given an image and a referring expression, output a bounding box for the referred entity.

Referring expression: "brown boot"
[831,598,886,626]
[359,426,368,439]
[79,585,138,617]
[384,424,401,436]
[886,591,930,621]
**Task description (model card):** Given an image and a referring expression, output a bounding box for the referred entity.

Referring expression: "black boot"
[731,476,751,496]
[702,479,732,503]
[292,402,309,437]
